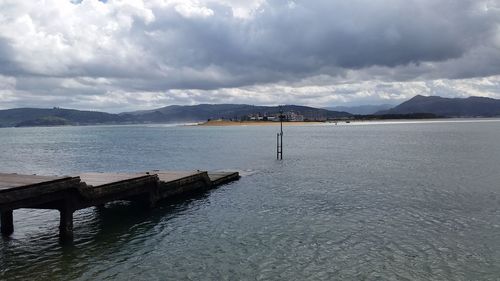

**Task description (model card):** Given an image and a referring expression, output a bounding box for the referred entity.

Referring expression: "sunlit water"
[1,120,500,280]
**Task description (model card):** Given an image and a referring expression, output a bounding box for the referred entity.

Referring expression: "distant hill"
[0,108,130,127]
[378,95,500,117]
[15,116,72,127]
[325,104,393,115]
[122,104,352,122]
[4,96,500,127]
[0,104,351,127]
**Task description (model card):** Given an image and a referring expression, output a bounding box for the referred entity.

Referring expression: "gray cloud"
[0,0,499,110]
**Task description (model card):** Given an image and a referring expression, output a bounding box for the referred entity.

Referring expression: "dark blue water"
[1,120,500,280]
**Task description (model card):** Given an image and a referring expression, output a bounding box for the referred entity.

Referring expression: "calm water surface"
[1,120,500,280]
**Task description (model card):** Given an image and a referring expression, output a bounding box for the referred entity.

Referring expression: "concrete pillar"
[140,190,158,209]
[139,195,157,209]
[59,208,74,240]
[1,210,14,236]
[148,194,158,208]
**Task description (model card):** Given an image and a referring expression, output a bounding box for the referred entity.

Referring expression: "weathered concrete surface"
[208,172,240,186]
[0,173,80,208]
[155,171,212,199]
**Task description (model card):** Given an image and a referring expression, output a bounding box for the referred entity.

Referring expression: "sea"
[1,119,500,280]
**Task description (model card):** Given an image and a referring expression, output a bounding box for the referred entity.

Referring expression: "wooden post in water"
[276,133,280,160]
[277,106,284,160]
[1,210,14,236]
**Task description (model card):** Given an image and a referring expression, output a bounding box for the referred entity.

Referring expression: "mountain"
[378,95,500,117]
[122,104,352,122]
[0,104,351,127]
[324,104,393,115]
[4,96,499,128]
[0,108,130,127]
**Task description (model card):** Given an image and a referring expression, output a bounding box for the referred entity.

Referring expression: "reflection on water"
[1,121,500,280]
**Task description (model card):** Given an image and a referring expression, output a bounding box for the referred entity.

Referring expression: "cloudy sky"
[0,0,499,112]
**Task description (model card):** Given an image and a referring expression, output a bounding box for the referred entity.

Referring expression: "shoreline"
[2,117,500,129]
[197,118,500,127]
[197,120,326,126]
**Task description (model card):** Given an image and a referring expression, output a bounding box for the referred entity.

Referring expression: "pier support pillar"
[140,190,159,209]
[148,194,158,209]
[140,195,157,209]
[59,208,74,241]
[1,210,14,236]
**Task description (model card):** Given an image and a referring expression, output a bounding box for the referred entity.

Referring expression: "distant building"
[285,112,304,122]
[244,111,305,122]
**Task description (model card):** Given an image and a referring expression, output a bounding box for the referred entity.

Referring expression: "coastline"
[197,118,500,127]
[197,120,326,126]
[2,117,500,129]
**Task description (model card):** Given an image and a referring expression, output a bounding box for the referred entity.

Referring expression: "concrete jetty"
[0,170,239,239]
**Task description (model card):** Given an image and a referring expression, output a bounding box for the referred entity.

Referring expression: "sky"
[0,0,499,112]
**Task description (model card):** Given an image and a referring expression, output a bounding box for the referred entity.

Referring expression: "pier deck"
[0,174,70,191]
[208,171,241,186]
[0,170,239,239]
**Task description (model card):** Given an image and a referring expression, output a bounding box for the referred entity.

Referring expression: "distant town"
[222,110,354,122]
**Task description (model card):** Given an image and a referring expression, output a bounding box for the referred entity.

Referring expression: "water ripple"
[1,122,500,280]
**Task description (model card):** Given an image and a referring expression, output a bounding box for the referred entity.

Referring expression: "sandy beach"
[198,120,327,126]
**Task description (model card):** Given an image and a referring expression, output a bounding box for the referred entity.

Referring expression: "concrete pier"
[0,170,239,239]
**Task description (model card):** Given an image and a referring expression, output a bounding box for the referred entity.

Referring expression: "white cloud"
[175,2,214,18]
[0,0,499,110]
